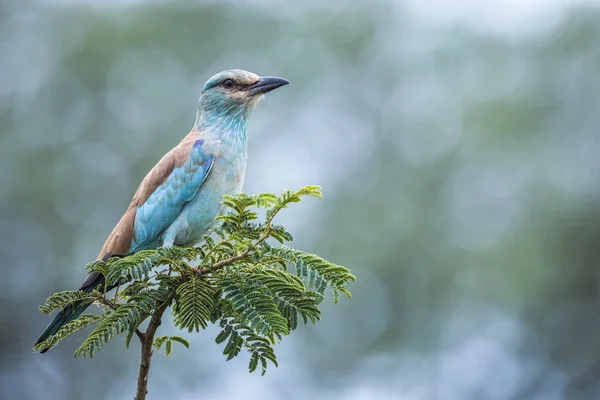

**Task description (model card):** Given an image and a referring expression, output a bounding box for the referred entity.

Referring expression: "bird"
[34,69,289,353]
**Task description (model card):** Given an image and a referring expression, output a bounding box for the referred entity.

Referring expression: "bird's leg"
[162,238,175,276]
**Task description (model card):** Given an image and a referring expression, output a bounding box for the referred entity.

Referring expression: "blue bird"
[35,69,289,352]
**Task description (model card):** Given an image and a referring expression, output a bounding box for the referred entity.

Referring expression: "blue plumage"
[34,69,289,352]
[132,139,214,252]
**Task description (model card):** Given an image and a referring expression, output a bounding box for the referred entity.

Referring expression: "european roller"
[35,69,289,352]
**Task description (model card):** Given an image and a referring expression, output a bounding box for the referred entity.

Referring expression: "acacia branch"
[200,224,273,274]
[134,301,169,400]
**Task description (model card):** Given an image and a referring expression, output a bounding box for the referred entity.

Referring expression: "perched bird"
[35,69,289,352]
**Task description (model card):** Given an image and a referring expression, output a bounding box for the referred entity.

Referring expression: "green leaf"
[169,336,190,349]
[33,314,102,352]
[249,351,259,373]
[85,260,108,275]
[270,246,355,300]
[38,291,98,315]
[75,304,146,358]
[216,318,278,374]
[173,277,215,332]
[265,186,322,222]
[153,336,169,350]
[105,246,198,286]
[215,323,232,344]
[220,277,289,336]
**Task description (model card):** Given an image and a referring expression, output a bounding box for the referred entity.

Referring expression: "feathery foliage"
[34,185,355,376]
[35,314,103,351]
[153,335,190,356]
[38,290,99,315]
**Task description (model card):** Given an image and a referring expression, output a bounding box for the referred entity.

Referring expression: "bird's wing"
[96,133,214,260]
[38,135,214,350]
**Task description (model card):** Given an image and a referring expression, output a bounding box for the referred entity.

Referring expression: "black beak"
[249,76,290,96]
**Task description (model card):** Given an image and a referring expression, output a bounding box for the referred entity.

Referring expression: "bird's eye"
[222,79,235,88]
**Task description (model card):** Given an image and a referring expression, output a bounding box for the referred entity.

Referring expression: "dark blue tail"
[35,272,105,353]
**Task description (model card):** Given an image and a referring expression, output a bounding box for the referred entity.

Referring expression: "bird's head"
[196,69,289,129]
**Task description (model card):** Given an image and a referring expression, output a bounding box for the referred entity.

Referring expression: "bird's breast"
[165,143,247,246]
[217,147,247,193]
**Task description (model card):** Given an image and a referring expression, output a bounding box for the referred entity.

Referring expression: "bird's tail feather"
[35,272,105,353]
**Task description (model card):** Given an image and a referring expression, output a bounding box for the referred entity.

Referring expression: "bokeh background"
[2,0,600,399]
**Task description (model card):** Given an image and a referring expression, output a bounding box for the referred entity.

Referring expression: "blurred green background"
[2,0,600,399]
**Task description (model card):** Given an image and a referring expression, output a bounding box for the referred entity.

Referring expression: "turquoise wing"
[130,139,214,252]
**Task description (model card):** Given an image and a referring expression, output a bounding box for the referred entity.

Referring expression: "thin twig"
[113,282,121,302]
[199,224,273,274]
[201,238,234,265]
[205,247,252,271]
[134,301,170,400]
